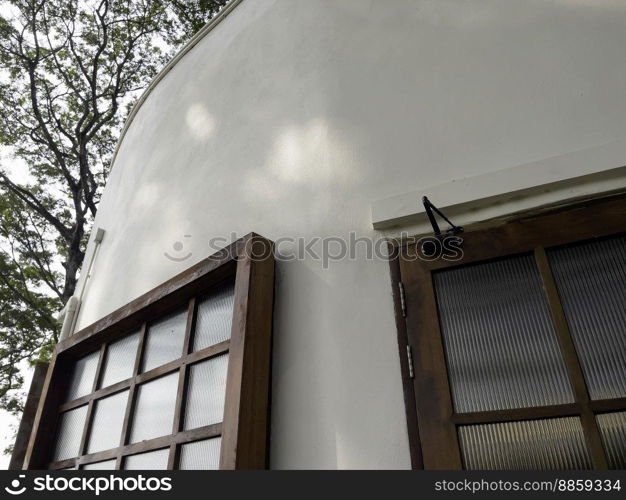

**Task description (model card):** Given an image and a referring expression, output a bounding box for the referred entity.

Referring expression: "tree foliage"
[0,0,229,428]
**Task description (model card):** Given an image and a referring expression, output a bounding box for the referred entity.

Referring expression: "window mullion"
[167,298,196,470]
[91,343,107,393]
[169,364,188,470]
[75,343,107,467]
[182,297,197,356]
[452,403,582,425]
[534,246,608,469]
[116,322,147,470]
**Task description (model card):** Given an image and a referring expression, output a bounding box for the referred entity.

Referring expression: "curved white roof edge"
[108,0,246,172]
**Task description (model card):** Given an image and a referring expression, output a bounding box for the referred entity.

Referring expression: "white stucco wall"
[74,0,626,469]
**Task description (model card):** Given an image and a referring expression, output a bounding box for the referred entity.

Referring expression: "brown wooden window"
[22,233,275,470]
[390,195,626,470]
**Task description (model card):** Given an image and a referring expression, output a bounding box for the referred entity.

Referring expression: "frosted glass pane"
[179,438,221,470]
[83,459,116,470]
[597,411,626,469]
[548,237,626,400]
[53,405,88,461]
[434,255,574,413]
[193,281,235,351]
[184,355,228,430]
[66,351,99,401]
[124,449,169,470]
[87,390,129,453]
[141,309,187,372]
[130,373,178,443]
[459,417,592,470]
[100,331,140,388]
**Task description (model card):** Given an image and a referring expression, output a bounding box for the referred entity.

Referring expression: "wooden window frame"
[22,233,275,470]
[389,194,626,470]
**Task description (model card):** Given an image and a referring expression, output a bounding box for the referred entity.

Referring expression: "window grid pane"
[87,390,129,454]
[66,351,100,401]
[141,310,187,373]
[434,255,574,413]
[124,449,169,470]
[596,411,626,470]
[130,373,179,443]
[53,405,88,462]
[179,438,221,470]
[459,417,592,470]
[83,459,116,470]
[193,280,235,352]
[100,331,140,388]
[548,237,626,400]
[184,354,229,430]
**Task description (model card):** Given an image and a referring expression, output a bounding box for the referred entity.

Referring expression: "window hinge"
[398,281,407,317]
[406,345,415,379]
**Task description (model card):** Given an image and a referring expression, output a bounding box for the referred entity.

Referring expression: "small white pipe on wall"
[58,227,106,340]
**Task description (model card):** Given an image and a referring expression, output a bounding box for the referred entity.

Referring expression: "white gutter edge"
[372,138,626,229]
[108,0,246,175]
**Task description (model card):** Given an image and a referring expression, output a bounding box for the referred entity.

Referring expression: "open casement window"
[390,195,626,470]
[22,233,274,470]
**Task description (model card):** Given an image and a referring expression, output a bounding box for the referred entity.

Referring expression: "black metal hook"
[422,196,464,238]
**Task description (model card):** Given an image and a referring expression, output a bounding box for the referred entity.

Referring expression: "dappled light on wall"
[186,103,216,141]
[244,118,356,202]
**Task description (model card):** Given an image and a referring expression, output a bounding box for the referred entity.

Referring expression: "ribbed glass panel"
[100,331,140,388]
[184,355,228,430]
[52,405,88,461]
[130,373,178,443]
[597,411,626,469]
[141,309,187,372]
[66,351,100,401]
[434,255,574,413]
[193,281,235,352]
[548,237,626,400]
[459,417,592,470]
[83,459,116,470]
[87,390,129,453]
[179,438,222,470]
[124,449,169,470]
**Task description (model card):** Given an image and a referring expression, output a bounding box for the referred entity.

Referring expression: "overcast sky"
[0,7,34,466]
[0,149,40,469]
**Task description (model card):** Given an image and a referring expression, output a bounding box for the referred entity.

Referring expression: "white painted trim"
[371,138,626,229]
[108,0,246,174]
[62,228,106,339]
[59,296,79,341]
